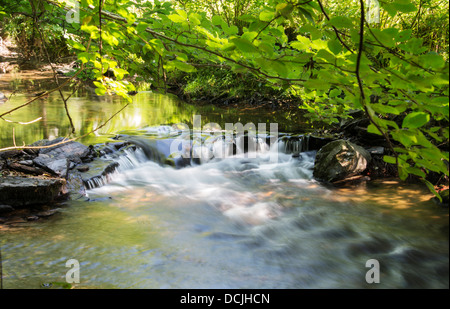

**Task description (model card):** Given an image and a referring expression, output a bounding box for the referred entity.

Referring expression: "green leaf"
[419,54,446,70]
[329,89,341,98]
[386,0,417,14]
[329,16,353,29]
[406,166,426,178]
[398,165,409,180]
[176,9,188,20]
[188,13,201,26]
[278,3,294,18]
[259,11,276,22]
[168,14,186,23]
[67,40,86,51]
[271,61,288,77]
[136,22,149,33]
[102,32,119,46]
[297,7,314,23]
[276,3,288,11]
[257,42,274,57]
[383,155,397,164]
[370,103,404,115]
[291,36,311,50]
[230,38,259,53]
[327,39,342,55]
[112,68,129,80]
[370,29,396,48]
[172,61,196,73]
[402,112,430,129]
[95,87,107,96]
[397,29,412,42]
[238,14,257,22]
[392,129,417,147]
[80,25,99,35]
[93,81,106,96]
[77,52,93,64]
[367,123,383,135]
[422,179,442,202]
[316,49,335,63]
[212,15,224,26]
[300,24,321,40]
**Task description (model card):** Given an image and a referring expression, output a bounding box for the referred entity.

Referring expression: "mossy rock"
[313,139,371,183]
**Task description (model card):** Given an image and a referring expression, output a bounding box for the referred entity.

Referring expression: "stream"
[0,72,448,289]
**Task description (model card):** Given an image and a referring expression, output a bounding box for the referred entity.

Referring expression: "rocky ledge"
[0,137,132,225]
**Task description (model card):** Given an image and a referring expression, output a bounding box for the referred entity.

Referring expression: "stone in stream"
[0,176,67,207]
[0,204,15,214]
[32,138,95,177]
[313,139,371,183]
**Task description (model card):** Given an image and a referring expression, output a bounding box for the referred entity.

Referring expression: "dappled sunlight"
[332,179,448,222]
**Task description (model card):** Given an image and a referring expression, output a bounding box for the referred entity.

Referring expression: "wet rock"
[18,160,34,166]
[0,176,67,207]
[82,162,120,190]
[366,146,384,155]
[5,216,27,224]
[8,162,46,176]
[0,204,14,214]
[36,209,59,218]
[313,139,371,183]
[32,138,94,177]
[66,173,87,200]
[0,149,22,160]
[33,157,71,177]
[76,165,89,172]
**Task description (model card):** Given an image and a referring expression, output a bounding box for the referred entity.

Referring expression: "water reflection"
[0,72,310,149]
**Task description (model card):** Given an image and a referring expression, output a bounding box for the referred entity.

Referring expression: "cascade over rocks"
[313,139,372,183]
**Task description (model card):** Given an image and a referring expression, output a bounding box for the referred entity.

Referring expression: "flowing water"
[0,72,448,289]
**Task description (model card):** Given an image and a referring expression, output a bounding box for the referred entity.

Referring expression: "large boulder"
[313,139,371,183]
[0,176,67,207]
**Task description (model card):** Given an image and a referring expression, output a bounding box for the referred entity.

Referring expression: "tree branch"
[316,0,354,54]
[356,0,397,159]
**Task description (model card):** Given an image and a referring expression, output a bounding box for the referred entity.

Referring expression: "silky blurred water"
[1,145,448,288]
[0,73,448,289]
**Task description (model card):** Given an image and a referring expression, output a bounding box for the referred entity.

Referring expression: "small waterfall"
[83,143,164,190]
[273,134,312,156]
[83,127,319,191]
